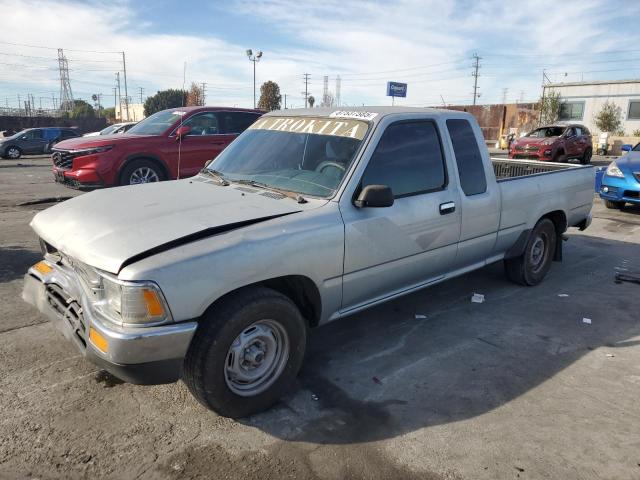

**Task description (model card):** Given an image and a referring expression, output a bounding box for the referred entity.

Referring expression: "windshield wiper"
[200,169,229,186]
[231,178,308,203]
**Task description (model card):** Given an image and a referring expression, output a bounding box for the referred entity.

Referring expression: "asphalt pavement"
[1,155,639,480]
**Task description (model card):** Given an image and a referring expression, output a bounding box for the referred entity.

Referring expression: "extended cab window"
[446,119,487,196]
[361,121,446,198]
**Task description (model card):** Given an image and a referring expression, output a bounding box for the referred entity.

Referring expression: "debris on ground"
[606,353,615,358]
[414,314,427,319]
[471,293,485,303]
[311,394,319,401]
[558,293,569,297]
[583,318,592,325]
[372,376,382,385]
[615,271,640,285]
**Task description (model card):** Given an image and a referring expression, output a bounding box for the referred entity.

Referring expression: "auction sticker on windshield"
[329,110,378,121]
[249,116,368,139]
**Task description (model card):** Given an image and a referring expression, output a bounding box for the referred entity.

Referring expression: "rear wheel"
[605,200,625,210]
[505,218,557,286]
[580,147,592,164]
[119,159,165,186]
[183,287,307,418]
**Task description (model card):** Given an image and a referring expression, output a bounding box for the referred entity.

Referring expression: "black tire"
[183,287,307,418]
[552,150,567,163]
[119,159,165,186]
[580,147,592,165]
[605,200,625,210]
[4,146,22,160]
[505,218,557,286]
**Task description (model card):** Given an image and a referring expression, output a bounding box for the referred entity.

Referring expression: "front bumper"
[22,261,198,384]
[53,167,104,190]
[598,175,640,205]
[509,149,551,161]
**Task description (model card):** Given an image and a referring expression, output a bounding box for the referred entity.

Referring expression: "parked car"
[23,107,594,418]
[83,122,137,137]
[509,124,592,164]
[51,107,264,189]
[0,127,80,159]
[598,145,640,209]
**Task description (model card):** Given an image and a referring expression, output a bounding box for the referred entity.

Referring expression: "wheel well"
[119,156,169,183]
[207,276,322,328]
[540,210,567,261]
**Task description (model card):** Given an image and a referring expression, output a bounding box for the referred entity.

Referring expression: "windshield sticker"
[329,111,378,121]
[249,117,367,140]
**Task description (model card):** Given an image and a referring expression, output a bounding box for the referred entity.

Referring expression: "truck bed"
[491,158,585,180]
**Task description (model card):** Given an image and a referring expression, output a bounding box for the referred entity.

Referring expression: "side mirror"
[354,185,394,208]
[175,125,191,140]
[621,144,632,152]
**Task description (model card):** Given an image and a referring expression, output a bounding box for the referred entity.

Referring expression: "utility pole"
[138,87,144,105]
[122,51,130,121]
[113,87,117,117]
[284,94,287,109]
[200,82,206,106]
[501,88,508,105]
[302,73,310,108]
[335,75,341,107]
[115,72,122,121]
[246,49,263,109]
[471,53,481,106]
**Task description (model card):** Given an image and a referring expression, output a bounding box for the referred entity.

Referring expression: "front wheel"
[580,148,592,164]
[119,159,165,186]
[605,200,625,210]
[5,146,21,159]
[183,287,307,418]
[505,218,557,286]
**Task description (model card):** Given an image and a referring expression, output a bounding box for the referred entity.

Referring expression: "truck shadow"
[243,234,640,445]
[0,246,41,283]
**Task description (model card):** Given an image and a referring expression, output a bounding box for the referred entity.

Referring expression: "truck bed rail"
[491,158,582,181]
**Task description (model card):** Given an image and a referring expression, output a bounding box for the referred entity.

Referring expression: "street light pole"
[246,49,263,109]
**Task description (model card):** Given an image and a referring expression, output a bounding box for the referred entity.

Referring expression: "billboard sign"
[386,81,407,98]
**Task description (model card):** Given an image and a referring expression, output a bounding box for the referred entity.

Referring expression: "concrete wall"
[545,80,640,135]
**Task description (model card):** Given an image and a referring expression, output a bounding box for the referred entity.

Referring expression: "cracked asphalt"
[1,155,639,479]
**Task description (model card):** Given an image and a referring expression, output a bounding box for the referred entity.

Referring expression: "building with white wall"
[543,79,640,134]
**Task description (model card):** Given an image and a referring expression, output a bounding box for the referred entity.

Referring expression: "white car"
[83,122,137,137]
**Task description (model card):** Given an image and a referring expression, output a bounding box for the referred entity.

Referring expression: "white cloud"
[0,0,638,109]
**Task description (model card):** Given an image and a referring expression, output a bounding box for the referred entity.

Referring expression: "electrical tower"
[200,82,207,106]
[57,48,74,112]
[335,75,341,107]
[302,73,311,108]
[471,53,481,106]
[322,75,329,107]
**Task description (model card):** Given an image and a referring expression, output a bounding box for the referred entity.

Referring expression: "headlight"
[605,162,625,178]
[90,272,172,327]
[71,145,114,156]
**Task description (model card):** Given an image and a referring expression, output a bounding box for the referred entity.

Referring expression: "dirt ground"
[1,156,639,480]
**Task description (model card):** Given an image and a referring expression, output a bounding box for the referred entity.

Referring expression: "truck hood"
[31,178,304,274]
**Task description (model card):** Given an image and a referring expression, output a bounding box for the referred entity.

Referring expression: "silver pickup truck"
[23,107,594,417]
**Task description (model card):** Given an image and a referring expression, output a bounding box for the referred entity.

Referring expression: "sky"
[1,0,640,112]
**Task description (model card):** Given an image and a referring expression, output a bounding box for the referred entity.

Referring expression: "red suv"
[51,107,264,188]
[509,124,592,164]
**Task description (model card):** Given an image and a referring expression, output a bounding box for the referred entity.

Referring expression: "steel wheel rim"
[224,319,290,397]
[129,167,159,184]
[7,148,19,159]
[529,235,547,272]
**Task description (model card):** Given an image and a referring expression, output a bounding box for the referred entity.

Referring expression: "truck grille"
[45,283,86,348]
[52,149,78,170]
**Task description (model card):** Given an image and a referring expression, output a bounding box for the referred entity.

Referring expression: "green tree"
[537,90,561,125]
[257,81,282,111]
[144,89,187,116]
[103,107,116,120]
[69,99,95,118]
[594,101,622,133]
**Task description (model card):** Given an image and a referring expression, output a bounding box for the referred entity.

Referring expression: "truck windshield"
[127,110,187,136]
[526,127,565,138]
[208,116,368,198]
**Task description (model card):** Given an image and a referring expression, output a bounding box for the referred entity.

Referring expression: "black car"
[0,127,80,159]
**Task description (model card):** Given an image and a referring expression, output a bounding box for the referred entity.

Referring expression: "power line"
[0,40,121,54]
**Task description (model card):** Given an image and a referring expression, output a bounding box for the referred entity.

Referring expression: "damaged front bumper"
[22,261,198,385]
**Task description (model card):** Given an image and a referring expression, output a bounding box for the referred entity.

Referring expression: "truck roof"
[264,106,468,124]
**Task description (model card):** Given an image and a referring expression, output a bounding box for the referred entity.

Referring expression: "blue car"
[599,145,640,209]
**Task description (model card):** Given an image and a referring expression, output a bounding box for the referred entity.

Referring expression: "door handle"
[439,202,456,215]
